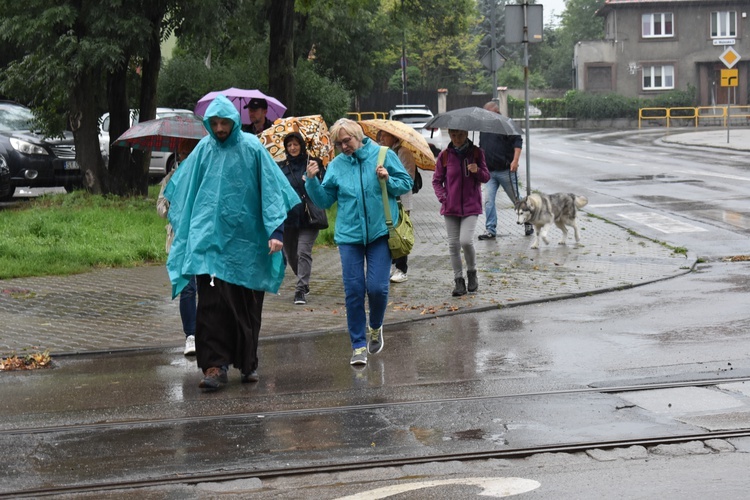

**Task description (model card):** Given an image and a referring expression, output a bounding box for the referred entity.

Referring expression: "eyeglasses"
[334,136,353,149]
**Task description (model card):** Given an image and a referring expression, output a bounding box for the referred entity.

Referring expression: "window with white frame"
[642,65,674,90]
[711,11,736,38]
[642,13,673,38]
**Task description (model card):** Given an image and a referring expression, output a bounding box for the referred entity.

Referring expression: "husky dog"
[515,192,588,249]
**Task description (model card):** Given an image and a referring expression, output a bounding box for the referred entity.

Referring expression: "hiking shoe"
[367,325,384,354]
[478,231,496,240]
[294,290,306,305]
[452,277,467,297]
[199,366,227,390]
[390,270,408,283]
[350,347,368,366]
[184,335,196,356]
[467,270,478,293]
[241,370,260,383]
[524,223,534,236]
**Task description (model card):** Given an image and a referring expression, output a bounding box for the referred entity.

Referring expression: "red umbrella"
[113,114,207,152]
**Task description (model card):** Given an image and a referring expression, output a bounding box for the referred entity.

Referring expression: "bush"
[294,60,352,125]
[565,90,640,120]
[531,97,566,118]
[157,54,265,110]
[508,96,524,118]
[158,56,351,126]
[509,89,699,120]
[647,88,696,108]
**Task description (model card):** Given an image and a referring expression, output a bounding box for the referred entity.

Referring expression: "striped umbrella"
[113,114,207,152]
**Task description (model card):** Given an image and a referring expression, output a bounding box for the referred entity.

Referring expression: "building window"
[585,64,613,91]
[711,11,736,38]
[642,13,673,38]
[642,65,674,90]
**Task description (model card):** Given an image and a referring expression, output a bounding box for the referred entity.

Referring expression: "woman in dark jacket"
[279,132,327,305]
[432,129,490,297]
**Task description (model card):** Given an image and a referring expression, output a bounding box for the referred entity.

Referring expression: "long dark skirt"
[195,275,264,374]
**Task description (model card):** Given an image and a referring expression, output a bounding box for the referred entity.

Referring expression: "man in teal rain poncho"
[165,95,300,390]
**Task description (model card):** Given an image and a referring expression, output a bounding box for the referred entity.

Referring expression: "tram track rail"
[3,374,749,437]
[4,428,750,498]
[3,374,750,498]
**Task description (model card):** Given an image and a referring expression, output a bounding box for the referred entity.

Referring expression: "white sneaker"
[390,270,408,283]
[184,335,196,356]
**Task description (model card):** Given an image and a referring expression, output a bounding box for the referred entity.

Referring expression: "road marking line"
[589,203,635,208]
[335,477,541,499]
[676,170,750,182]
[618,212,707,233]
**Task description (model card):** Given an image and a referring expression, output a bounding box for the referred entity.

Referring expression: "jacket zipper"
[358,158,369,244]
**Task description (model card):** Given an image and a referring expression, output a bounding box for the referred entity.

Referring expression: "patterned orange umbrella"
[258,115,334,166]
[358,119,436,171]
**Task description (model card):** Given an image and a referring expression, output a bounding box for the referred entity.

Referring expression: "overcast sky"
[540,0,567,25]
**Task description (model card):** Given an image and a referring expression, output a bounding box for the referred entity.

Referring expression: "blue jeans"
[484,169,520,235]
[338,236,391,349]
[179,276,197,337]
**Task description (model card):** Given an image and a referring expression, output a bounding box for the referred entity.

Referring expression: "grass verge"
[0,187,167,279]
[1,187,337,280]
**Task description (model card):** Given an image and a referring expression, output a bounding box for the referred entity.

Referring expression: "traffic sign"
[481,49,506,71]
[721,69,738,87]
[719,47,741,69]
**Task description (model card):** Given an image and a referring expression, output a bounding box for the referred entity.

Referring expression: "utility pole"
[401,0,408,105]
[491,1,498,101]
[505,0,543,197]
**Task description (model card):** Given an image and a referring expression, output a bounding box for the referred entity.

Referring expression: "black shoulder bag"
[286,157,328,230]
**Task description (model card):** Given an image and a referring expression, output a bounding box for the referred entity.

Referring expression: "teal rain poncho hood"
[164,95,300,297]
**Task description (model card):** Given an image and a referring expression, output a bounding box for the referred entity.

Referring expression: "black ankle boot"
[467,270,478,293]
[452,277,467,297]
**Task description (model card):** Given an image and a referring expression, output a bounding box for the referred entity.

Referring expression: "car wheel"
[0,189,14,202]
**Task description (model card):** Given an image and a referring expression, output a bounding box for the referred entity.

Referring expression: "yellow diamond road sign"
[719,47,741,69]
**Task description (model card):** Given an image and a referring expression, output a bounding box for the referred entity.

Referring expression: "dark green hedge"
[507,88,696,120]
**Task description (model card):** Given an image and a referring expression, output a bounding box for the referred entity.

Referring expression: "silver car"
[388,104,445,155]
[99,108,197,177]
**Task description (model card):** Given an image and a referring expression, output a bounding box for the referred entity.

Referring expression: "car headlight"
[9,138,49,155]
[0,154,8,174]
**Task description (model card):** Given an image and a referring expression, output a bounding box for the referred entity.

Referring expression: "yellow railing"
[638,107,668,128]
[639,105,750,128]
[346,112,387,121]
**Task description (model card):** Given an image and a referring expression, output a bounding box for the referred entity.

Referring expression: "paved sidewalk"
[0,181,691,357]
[6,126,745,356]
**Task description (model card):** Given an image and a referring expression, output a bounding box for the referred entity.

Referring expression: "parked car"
[0,150,12,200]
[99,107,196,178]
[0,101,79,200]
[388,104,445,155]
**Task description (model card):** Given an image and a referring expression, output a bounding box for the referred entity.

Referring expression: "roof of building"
[599,0,743,16]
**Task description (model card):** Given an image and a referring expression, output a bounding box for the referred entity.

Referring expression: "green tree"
[535,0,605,89]
[0,0,224,196]
[0,1,153,194]
[377,0,480,93]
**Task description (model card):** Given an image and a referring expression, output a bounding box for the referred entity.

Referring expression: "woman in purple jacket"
[432,129,490,296]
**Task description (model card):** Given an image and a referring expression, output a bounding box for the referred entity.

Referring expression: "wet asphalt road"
[1,128,749,498]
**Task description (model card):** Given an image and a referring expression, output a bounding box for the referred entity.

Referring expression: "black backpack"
[412,170,423,194]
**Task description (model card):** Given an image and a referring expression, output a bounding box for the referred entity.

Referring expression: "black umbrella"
[424,106,522,135]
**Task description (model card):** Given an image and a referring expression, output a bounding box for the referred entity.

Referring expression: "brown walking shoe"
[199,366,227,390]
